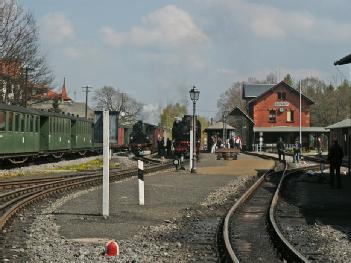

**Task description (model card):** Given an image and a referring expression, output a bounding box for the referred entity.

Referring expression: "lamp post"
[299,81,302,146]
[189,86,200,173]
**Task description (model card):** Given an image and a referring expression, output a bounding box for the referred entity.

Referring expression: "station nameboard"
[274,101,289,107]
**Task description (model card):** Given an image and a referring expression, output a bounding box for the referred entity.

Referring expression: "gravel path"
[23,173,253,262]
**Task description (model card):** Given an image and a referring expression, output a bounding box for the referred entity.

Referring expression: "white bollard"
[138,160,144,205]
[103,110,109,217]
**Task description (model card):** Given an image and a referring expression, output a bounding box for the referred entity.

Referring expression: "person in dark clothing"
[277,137,285,162]
[166,138,172,157]
[229,136,235,148]
[293,139,301,163]
[327,140,344,188]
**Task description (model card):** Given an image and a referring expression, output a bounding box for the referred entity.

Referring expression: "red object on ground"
[105,241,119,256]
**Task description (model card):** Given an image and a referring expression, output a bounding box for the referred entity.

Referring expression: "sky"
[19,0,351,124]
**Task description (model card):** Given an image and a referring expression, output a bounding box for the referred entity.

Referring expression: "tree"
[197,115,210,146]
[283,73,293,86]
[217,81,246,120]
[0,0,53,104]
[300,77,351,126]
[51,96,61,112]
[93,86,142,125]
[159,103,187,135]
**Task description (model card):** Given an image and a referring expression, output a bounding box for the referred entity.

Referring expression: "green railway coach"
[38,111,72,156]
[71,117,94,150]
[0,103,40,162]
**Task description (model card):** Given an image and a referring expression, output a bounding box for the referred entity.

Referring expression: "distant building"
[228,81,328,151]
[31,78,94,119]
[327,118,351,159]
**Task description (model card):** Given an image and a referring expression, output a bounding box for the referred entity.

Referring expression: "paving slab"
[53,153,274,242]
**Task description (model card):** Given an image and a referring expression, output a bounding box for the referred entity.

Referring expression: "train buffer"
[215,148,240,160]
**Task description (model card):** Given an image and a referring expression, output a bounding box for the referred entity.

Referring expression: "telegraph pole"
[23,67,33,108]
[82,86,93,118]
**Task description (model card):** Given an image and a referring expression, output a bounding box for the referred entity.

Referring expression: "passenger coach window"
[8,112,13,131]
[0,111,6,131]
[15,114,20,131]
[29,115,33,132]
[36,116,39,132]
[21,115,25,132]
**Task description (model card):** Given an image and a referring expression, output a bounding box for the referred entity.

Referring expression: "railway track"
[220,153,324,263]
[0,157,172,231]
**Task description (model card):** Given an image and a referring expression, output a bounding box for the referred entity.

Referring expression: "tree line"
[0,0,53,105]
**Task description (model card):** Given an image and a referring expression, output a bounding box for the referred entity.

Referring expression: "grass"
[51,158,120,171]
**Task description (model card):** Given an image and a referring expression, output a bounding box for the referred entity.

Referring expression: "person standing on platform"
[211,136,217,153]
[293,139,301,163]
[229,136,235,148]
[277,137,285,162]
[327,140,344,189]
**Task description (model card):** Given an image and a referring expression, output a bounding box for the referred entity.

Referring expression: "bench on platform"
[215,148,240,160]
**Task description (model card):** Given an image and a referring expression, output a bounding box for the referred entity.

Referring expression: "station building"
[228,81,328,151]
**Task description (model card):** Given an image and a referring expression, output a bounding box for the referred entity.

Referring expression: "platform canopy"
[253,127,328,133]
[326,118,351,129]
[204,122,235,132]
[334,53,351,65]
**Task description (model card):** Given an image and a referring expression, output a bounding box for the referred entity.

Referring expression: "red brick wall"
[253,85,311,127]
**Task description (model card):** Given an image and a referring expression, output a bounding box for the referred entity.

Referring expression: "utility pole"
[23,67,33,108]
[82,86,93,118]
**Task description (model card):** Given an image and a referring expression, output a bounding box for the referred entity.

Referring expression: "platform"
[52,153,274,241]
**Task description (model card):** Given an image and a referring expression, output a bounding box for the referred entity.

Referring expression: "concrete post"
[103,110,109,217]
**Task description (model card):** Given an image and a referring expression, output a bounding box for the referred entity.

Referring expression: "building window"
[269,110,276,122]
[277,92,286,100]
[287,110,294,122]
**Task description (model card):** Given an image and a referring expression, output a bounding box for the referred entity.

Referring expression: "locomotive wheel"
[9,157,29,164]
[52,152,64,159]
[78,151,87,156]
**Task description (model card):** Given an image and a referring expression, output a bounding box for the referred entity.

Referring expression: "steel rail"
[222,165,276,262]
[223,153,321,262]
[269,168,310,263]
[0,161,173,231]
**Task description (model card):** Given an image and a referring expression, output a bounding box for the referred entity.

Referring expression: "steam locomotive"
[129,120,163,156]
[172,115,201,157]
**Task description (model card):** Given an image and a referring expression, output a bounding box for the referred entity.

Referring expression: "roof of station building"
[253,126,328,132]
[326,118,351,129]
[248,81,314,105]
[242,83,274,99]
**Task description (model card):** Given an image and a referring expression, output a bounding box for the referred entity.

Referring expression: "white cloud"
[100,26,125,47]
[100,5,207,48]
[40,12,74,44]
[63,47,81,59]
[201,0,351,42]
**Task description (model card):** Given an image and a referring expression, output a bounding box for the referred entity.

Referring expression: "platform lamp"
[189,86,200,173]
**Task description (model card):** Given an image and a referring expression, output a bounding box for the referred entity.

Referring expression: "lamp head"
[189,86,200,102]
